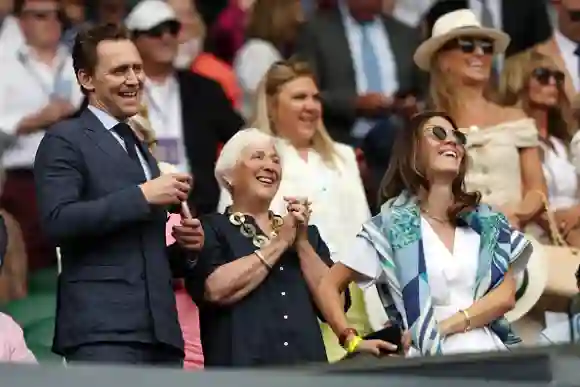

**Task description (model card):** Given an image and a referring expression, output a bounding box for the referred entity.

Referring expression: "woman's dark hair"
[378,111,481,223]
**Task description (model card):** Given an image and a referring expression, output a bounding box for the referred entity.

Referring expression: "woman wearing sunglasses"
[413,9,547,231]
[498,50,580,247]
[317,111,532,357]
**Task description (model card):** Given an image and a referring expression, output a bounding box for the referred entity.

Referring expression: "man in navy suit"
[34,23,204,366]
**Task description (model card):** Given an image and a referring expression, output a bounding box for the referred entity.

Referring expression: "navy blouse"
[186,212,333,367]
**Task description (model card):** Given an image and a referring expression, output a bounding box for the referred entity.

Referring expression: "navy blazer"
[34,109,186,356]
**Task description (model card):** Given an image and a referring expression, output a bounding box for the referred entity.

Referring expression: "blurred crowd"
[1,0,580,371]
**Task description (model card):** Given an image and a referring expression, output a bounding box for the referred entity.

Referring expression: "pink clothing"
[0,312,37,364]
[208,0,246,64]
[167,214,204,369]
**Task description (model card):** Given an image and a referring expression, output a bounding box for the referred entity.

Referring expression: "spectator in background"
[126,0,244,215]
[207,0,255,64]
[219,60,371,363]
[60,0,87,51]
[535,0,580,101]
[296,0,423,146]
[0,0,83,272]
[95,0,126,25]
[0,212,36,364]
[0,0,24,58]
[424,0,552,59]
[165,0,241,108]
[499,50,580,246]
[234,0,305,119]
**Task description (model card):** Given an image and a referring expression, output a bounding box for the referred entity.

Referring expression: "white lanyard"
[17,50,69,99]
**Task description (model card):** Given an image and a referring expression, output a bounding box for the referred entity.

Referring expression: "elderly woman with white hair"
[185,128,344,367]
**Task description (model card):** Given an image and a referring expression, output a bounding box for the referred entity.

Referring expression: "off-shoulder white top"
[463,118,539,208]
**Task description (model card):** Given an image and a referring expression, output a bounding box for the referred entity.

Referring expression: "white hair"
[215,128,276,192]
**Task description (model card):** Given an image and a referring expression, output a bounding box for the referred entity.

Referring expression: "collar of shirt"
[88,105,120,130]
[338,0,382,29]
[17,44,70,66]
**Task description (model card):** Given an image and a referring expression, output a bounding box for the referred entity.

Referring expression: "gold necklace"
[421,209,450,224]
[228,211,284,248]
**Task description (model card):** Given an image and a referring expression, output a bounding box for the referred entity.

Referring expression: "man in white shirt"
[0,0,83,272]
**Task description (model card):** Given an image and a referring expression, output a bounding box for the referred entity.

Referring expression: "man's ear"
[77,70,95,93]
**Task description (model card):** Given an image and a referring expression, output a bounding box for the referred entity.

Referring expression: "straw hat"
[505,236,548,323]
[413,9,510,71]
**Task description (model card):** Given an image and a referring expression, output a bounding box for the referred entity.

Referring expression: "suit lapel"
[382,16,406,87]
[80,109,147,182]
[328,10,357,93]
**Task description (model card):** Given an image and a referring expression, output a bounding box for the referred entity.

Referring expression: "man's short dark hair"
[72,23,131,94]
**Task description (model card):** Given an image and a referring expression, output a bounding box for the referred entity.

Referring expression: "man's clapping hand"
[139,173,192,206]
[172,218,204,251]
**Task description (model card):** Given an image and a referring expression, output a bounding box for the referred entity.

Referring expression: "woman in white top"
[219,59,372,362]
[316,111,531,357]
[498,50,580,247]
[234,0,305,118]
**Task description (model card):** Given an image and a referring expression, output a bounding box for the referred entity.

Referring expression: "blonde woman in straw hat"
[414,9,550,342]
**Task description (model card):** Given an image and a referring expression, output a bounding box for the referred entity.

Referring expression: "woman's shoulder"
[235,39,279,61]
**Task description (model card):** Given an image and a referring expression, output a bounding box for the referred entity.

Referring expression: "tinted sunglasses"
[138,20,180,38]
[531,67,565,86]
[425,125,466,146]
[442,37,494,55]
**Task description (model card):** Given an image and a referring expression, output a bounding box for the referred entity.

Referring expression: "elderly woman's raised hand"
[284,196,311,241]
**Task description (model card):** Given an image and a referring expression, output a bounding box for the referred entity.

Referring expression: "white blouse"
[541,136,578,210]
[342,219,509,356]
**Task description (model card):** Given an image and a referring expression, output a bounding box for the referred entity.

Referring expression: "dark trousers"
[1,169,56,271]
[64,342,184,368]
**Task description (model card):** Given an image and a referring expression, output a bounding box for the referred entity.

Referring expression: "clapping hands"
[285,196,311,242]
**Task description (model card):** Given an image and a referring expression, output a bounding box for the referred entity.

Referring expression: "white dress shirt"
[143,75,188,173]
[554,29,580,92]
[88,105,152,180]
[0,45,83,169]
[0,16,24,60]
[340,4,399,139]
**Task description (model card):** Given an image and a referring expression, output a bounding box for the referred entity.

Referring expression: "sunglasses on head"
[425,125,466,146]
[442,37,495,55]
[531,67,565,86]
[139,20,180,38]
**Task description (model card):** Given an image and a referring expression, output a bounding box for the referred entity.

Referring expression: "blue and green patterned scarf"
[359,191,531,356]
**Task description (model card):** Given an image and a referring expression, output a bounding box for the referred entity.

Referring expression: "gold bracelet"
[346,335,363,353]
[460,309,471,332]
[254,250,272,270]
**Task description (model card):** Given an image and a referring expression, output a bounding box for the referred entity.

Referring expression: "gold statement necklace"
[228,210,284,248]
